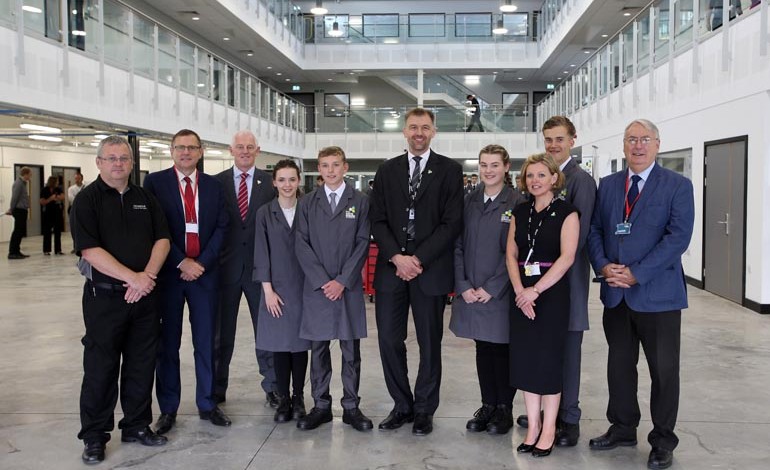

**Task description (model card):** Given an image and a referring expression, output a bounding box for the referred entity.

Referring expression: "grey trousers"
[559,330,583,424]
[310,340,361,410]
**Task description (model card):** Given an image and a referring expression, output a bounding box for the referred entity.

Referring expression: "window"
[157,27,177,87]
[103,0,129,67]
[323,14,349,38]
[455,13,492,37]
[179,39,195,93]
[363,14,399,38]
[324,93,350,117]
[503,12,528,37]
[408,13,445,37]
[133,15,154,77]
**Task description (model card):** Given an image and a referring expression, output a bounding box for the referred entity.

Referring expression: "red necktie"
[237,172,249,221]
[183,176,200,258]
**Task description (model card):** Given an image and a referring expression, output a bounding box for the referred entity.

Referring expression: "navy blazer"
[144,167,228,289]
[587,163,694,312]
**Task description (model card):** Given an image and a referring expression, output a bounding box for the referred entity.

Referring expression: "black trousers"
[274,351,308,398]
[603,301,681,451]
[78,283,160,443]
[214,279,275,399]
[375,279,446,415]
[466,114,484,132]
[475,340,515,406]
[9,208,27,255]
[560,330,584,424]
[42,211,63,254]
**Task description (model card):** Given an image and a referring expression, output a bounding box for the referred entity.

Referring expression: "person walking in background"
[40,175,65,255]
[6,166,31,260]
[466,95,484,132]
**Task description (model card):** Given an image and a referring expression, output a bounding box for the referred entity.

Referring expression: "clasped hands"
[515,287,539,320]
[123,271,157,303]
[322,279,345,301]
[392,254,423,281]
[601,263,637,288]
[179,257,205,282]
[461,287,492,304]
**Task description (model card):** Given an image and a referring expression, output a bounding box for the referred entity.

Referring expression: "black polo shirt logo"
[133,204,148,210]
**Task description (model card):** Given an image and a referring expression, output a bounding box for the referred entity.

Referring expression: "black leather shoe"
[647,448,673,469]
[486,404,513,435]
[466,404,495,432]
[292,394,306,420]
[412,413,433,436]
[296,407,333,430]
[7,253,25,260]
[589,431,638,450]
[155,413,176,435]
[342,408,374,431]
[199,406,232,427]
[516,442,536,453]
[81,441,105,465]
[274,396,293,423]
[121,426,168,446]
[266,391,280,408]
[378,409,414,430]
[556,421,580,447]
[532,444,554,457]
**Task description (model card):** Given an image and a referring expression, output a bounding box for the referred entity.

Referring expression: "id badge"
[524,262,541,277]
[615,222,632,235]
[408,208,415,220]
[185,222,199,234]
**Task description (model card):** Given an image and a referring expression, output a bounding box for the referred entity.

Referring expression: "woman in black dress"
[505,153,579,457]
[40,176,65,255]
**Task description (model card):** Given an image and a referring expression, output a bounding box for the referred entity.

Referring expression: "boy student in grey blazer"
[294,146,372,432]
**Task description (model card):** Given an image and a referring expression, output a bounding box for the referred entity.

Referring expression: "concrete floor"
[1,235,769,469]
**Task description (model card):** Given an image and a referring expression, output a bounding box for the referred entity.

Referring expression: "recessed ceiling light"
[584,50,591,54]
[570,64,576,67]
[623,12,631,16]
[285,78,291,81]
[267,66,273,70]
[276,72,282,76]
[517,77,523,80]
[492,71,498,75]
[247,52,254,57]
[191,16,200,21]
[563,71,569,74]
[601,34,608,38]
[223,37,230,41]
[352,70,366,73]
[327,78,333,81]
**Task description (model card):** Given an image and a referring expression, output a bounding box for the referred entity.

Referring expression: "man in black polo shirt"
[70,136,171,465]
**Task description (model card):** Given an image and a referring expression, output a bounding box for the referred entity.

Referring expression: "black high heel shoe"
[517,442,536,453]
[532,439,554,457]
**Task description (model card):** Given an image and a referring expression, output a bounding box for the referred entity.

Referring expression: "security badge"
[185,223,199,234]
[615,222,632,235]
[524,262,541,277]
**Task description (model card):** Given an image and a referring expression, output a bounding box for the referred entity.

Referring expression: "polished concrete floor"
[1,235,769,470]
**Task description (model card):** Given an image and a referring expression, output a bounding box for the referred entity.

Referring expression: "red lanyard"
[177,172,199,223]
[623,172,641,223]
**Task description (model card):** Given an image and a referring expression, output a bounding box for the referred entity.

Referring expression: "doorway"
[702,137,747,304]
[51,165,82,232]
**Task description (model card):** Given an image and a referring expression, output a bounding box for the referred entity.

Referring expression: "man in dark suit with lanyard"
[143,129,231,434]
[213,130,278,407]
[369,108,464,436]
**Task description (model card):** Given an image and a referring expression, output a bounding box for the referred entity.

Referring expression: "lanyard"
[524,198,554,265]
[623,172,642,223]
[177,173,199,223]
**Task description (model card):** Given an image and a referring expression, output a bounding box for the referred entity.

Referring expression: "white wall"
[564,13,770,304]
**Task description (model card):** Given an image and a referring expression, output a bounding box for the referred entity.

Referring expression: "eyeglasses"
[97,156,131,164]
[233,145,257,151]
[172,145,202,152]
[624,137,657,146]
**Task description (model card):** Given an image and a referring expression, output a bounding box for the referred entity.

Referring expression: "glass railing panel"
[226,65,235,107]
[654,0,670,62]
[622,24,634,82]
[261,84,270,119]
[132,14,153,78]
[0,0,12,25]
[179,39,195,93]
[197,49,211,98]
[103,0,129,67]
[212,58,224,103]
[22,0,60,40]
[250,78,259,115]
[158,26,177,87]
[638,13,651,74]
[674,0,694,50]
[240,73,249,112]
[610,38,620,90]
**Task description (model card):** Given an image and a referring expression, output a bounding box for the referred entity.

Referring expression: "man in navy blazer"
[213,130,277,407]
[143,129,231,434]
[587,119,694,470]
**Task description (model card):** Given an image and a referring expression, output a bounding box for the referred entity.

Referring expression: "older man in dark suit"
[143,129,231,434]
[369,108,464,436]
[213,130,277,407]
[587,119,694,470]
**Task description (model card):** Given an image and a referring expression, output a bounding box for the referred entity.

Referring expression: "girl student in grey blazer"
[449,144,526,435]
[253,159,311,423]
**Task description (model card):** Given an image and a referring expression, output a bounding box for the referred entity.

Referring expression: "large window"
[503,12,528,37]
[408,13,445,37]
[455,13,492,37]
[363,14,399,38]
[323,14,349,38]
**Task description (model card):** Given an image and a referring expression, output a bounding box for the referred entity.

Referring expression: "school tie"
[626,174,641,208]
[329,192,337,212]
[407,157,422,239]
[183,176,200,258]
[237,172,249,221]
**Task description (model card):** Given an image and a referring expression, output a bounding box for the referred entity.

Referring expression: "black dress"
[509,198,576,395]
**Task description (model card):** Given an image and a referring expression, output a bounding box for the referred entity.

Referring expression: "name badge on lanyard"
[185,223,199,234]
[615,222,631,235]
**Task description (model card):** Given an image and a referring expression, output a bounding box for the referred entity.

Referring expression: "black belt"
[89,281,128,293]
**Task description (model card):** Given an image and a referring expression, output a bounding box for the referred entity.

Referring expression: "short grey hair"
[625,119,660,139]
[96,135,133,158]
[231,130,259,147]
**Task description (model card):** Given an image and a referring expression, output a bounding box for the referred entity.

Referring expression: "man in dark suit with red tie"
[369,108,464,436]
[143,129,231,434]
[213,130,277,407]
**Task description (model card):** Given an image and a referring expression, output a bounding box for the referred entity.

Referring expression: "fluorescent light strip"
[20,123,61,133]
[29,135,63,143]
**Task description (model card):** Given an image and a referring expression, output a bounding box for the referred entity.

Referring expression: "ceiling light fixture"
[28,135,63,143]
[71,30,86,36]
[500,0,518,13]
[310,0,328,15]
[492,20,508,35]
[191,16,200,21]
[20,123,62,133]
[328,21,344,37]
[623,12,632,16]
[601,34,608,38]
[22,5,42,13]
[223,37,230,41]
